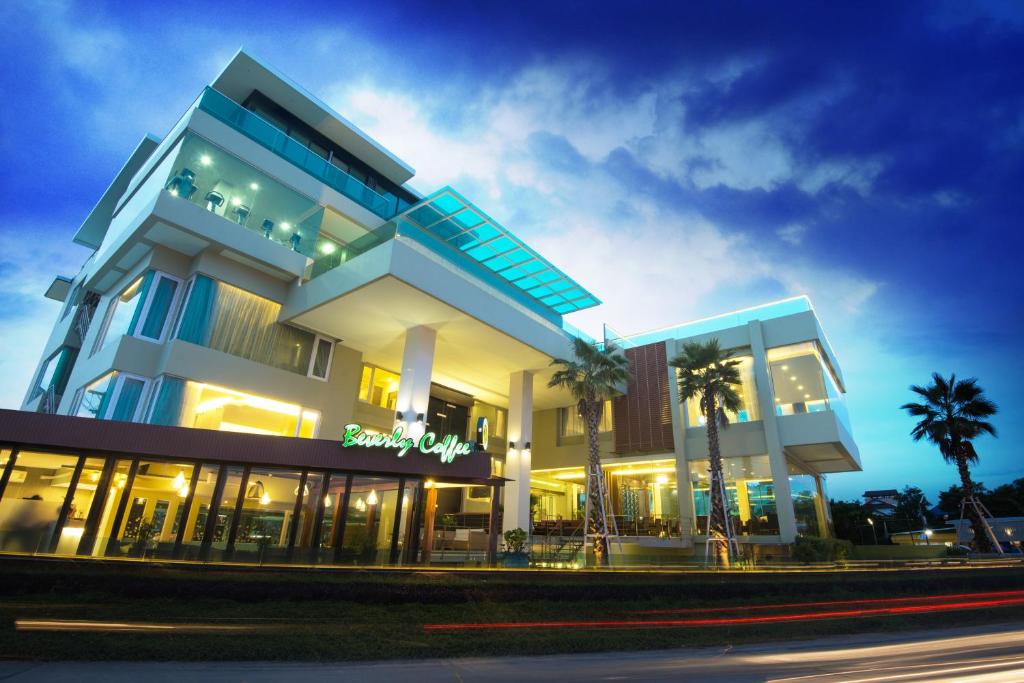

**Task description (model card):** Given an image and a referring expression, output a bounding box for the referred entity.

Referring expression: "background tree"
[894,486,931,526]
[829,499,872,544]
[548,337,630,566]
[670,338,743,566]
[901,373,998,552]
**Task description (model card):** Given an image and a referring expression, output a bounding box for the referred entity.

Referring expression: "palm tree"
[548,337,630,566]
[901,373,998,552]
[670,339,743,566]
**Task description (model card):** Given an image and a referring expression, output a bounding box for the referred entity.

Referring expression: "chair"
[204,191,224,212]
[289,233,302,251]
[262,219,274,238]
[233,204,251,225]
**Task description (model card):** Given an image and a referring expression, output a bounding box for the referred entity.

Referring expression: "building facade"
[9,50,859,567]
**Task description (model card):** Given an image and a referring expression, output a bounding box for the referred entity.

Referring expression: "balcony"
[196,87,402,219]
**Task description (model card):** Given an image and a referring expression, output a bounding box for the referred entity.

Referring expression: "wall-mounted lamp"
[395,411,403,421]
[416,412,425,423]
[508,441,516,450]
[524,442,531,450]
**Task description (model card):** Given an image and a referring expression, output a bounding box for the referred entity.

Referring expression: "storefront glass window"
[339,477,407,565]
[175,464,221,561]
[107,461,196,559]
[87,459,133,556]
[0,451,79,553]
[54,457,106,555]
[316,473,350,563]
[288,472,325,562]
[206,466,244,562]
[179,382,320,438]
[231,468,303,564]
[689,455,777,536]
[606,460,680,536]
[684,354,759,427]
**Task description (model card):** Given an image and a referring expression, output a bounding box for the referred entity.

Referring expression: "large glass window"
[339,477,409,565]
[358,365,400,410]
[684,355,759,427]
[558,400,613,438]
[94,272,181,354]
[54,457,106,555]
[289,472,326,562]
[174,275,320,376]
[606,460,679,536]
[767,342,847,431]
[175,464,221,560]
[0,451,80,553]
[788,461,823,537]
[179,381,320,438]
[205,466,245,562]
[85,459,133,556]
[163,133,324,259]
[531,469,586,523]
[316,473,349,564]
[231,467,303,564]
[689,455,777,536]
[28,346,78,403]
[72,372,149,422]
[106,461,196,559]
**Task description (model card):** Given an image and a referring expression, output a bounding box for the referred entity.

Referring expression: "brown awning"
[0,409,490,482]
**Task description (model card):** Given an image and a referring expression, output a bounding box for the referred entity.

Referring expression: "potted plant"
[501,528,530,568]
[131,521,157,559]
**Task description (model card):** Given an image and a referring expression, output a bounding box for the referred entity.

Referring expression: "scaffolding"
[582,461,621,564]
[703,469,741,566]
[959,496,1004,555]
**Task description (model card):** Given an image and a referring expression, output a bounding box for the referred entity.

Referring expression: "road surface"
[1,622,1022,681]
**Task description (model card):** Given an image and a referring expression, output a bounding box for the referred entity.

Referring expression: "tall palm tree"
[548,337,630,566]
[670,339,743,566]
[901,373,998,552]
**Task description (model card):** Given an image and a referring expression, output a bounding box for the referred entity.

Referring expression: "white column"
[394,326,436,438]
[748,320,798,543]
[503,370,533,534]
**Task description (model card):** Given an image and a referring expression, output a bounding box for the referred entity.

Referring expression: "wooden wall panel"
[612,341,675,453]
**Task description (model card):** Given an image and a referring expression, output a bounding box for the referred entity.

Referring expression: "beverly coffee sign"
[341,423,475,463]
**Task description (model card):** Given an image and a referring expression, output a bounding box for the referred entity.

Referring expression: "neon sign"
[342,423,474,463]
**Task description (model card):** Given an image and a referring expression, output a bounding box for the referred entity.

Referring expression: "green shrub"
[945,544,970,557]
[793,536,854,563]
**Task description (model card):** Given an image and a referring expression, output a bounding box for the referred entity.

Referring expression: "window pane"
[689,455,777,536]
[685,355,758,427]
[87,459,133,556]
[139,276,178,339]
[176,464,221,561]
[0,451,79,553]
[788,461,823,537]
[232,467,302,564]
[106,461,195,558]
[100,276,145,352]
[206,466,244,562]
[311,338,332,379]
[110,377,146,422]
[74,372,117,419]
[54,457,106,555]
[289,472,325,563]
[340,477,404,565]
[317,473,349,563]
[604,460,678,535]
[358,366,372,401]
[180,382,315,438]
[364,366,399,410]
[767,342,830,416]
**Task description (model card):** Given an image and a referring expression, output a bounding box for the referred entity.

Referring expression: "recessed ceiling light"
[281,222,291,230]
[790,376,797,381]
[199,154,212,166]
[249,182,259,190]
[804,394,811,399]
[781,365,789,371]
[798,385,804,390]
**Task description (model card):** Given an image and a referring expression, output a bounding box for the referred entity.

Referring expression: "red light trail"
[423,590,1024,632]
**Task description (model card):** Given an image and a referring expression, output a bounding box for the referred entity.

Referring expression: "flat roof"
[211,49,415,186]
[396,187,601,317]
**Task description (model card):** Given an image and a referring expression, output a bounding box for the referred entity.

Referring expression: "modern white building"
[6,50,859,567]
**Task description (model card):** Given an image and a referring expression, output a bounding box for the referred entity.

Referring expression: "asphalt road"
[1,622,1022,682]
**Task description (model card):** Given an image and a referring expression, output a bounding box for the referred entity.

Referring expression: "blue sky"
[0,0,1021,502]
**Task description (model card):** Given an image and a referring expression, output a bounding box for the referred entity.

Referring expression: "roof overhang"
[73,134,161,249]
[211,49,415,186]
[44,276,73,302]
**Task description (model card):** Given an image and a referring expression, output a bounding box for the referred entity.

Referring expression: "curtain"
[139,276,178,339]
[176,275,216,345]
[110,377,145,422]
[126,271,154,336]
[148,376,186,426]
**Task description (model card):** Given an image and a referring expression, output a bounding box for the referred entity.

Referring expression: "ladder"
[959,496,1004,555]
[703,468,741,567]
[583,462,621,565]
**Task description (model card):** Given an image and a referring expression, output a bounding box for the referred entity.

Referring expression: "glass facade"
[788,461,824,537]
[28,346,78,404]
[558,400,612,438]
[0,449,433,567]
[93,271,181,354]
[684,355,759,427]
[72,372,149,422]
[767,342,849,432]
[689,455,778,536]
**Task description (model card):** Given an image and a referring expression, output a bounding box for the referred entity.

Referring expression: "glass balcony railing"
[306,221,397,279]
[196,87,399,219]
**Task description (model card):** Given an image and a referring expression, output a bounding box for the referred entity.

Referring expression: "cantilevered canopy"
[397,187,601,315]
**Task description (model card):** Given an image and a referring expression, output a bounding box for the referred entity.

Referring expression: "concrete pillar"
[394,326,436,437]
[665,341,696,537]
[502,370,533,534]
[748,320,798,543]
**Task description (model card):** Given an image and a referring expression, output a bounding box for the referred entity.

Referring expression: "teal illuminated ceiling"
[396,187,601,316]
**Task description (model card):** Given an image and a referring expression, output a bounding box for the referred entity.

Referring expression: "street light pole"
[867,517,877,544]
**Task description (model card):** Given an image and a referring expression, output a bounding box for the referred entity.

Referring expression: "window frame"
[307,335,335,382]
[91,271,185,355]
[72,371,151,422]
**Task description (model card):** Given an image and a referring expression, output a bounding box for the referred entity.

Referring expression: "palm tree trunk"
[704,394,730,567]
[585,399,607,566]
[956,455,994,553]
